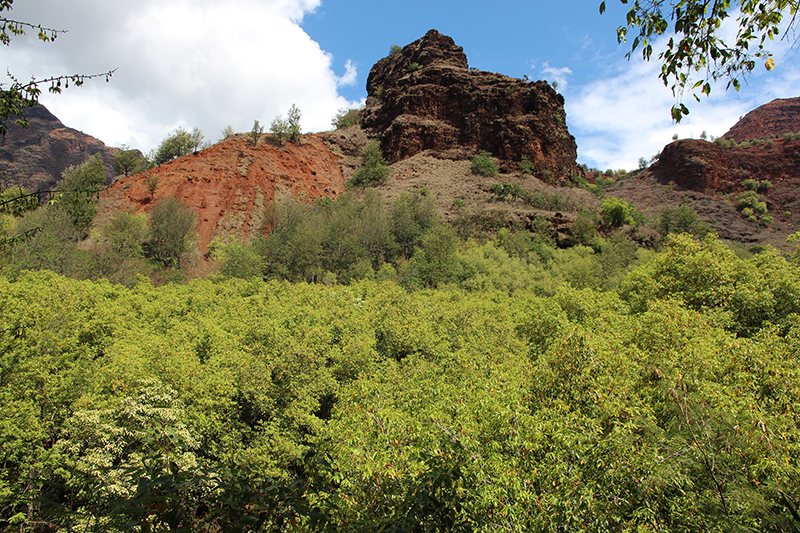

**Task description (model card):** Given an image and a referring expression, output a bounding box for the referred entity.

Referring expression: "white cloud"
[336,59,358,87]
[3,0,359,153]
[540,62,572,88]
[563,22,800,171]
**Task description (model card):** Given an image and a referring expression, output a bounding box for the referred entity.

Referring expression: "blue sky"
[4,0,799,170]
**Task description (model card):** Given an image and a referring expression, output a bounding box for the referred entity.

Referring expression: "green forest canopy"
[2,233,800,531]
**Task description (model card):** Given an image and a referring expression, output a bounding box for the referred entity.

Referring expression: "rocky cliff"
[722,97,800,142]
[0,104,117,191]
[362,30,581,181]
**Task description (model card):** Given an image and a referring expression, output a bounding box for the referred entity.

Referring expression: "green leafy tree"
[0,185,38,217]
[600,196,641,228]
[391,191,438,258]
[220,124,235,140]
[659,204,712,237]
[216,239,263,279]
[0,2,116,135]
[54,154,107,236]
[287,104,302,142]
[600,0,799,121]
[146,196,197,268]
[409,223,461,289]
[269,115,289,146]
[331,107,362,129]
[249,119,263,146]
[351,140,389,185]
[91,210,148,284]
[113,145,148,177]
[150,127,207,166]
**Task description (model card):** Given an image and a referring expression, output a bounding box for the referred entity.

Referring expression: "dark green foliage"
[150,127,207,166]
[351,141,389,185]
[248,119,263,146]
[3,240,800,529]
[113,146,149,177]
[146,197,197,268]
[0,186,39,218]
[263,190,398,282]
[269,115,289,146]
[409,224,461,289]
[331,107,363,129]
[520,156,535,175]
[658,204,711,237]
[287,104,302,143]
[91,211,148,285]
[2,205,87,276]
[568,210,597,245]
[471,152,498,176]
[55,154,107,235]
[390,191,438,258]
[218,240,263,279]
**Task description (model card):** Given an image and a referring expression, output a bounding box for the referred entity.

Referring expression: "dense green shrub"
[600,196,641,227]
[331,107,363,129]
[146,196,197,268]
[3,241,800,530]
[350,141,390,186]
[113,146,149,177]
[54,154,107,235]
[658,204,711,237]
[471,152,498,176]
[150,127,207,166]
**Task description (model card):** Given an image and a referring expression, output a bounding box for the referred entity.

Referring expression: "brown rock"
[0,104,117,191]
[723,97,800,142]
[362,30,581,181]
[653,138,800,195]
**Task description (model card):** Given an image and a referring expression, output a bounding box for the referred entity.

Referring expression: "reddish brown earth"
[722,97,800,142]
[99,134,346,254]
[0,104,117,191]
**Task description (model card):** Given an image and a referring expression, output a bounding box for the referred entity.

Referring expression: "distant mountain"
[723,97,800,142]
[0,104,117,192]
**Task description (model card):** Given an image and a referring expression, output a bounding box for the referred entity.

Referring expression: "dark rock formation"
[652,138,800,195]
[723,97,800,142]
[362,30,581,181]
[0,104,117,192]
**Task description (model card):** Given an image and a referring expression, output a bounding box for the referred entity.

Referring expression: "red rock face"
[653,138,800,195]
[101,134,346,254]
[723,97,800,142]
[362,30,581,181]
[0,104,117,191]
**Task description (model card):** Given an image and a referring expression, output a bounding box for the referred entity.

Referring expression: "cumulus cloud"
[3,0,360,152]
[540,62,572,88]
[564,18,800,172]
[336,59,358,87]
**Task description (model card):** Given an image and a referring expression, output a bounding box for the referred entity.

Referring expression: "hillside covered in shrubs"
[3,233,800,531]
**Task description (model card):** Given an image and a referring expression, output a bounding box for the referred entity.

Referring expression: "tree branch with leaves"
[0,0,116,134]
[601,0,800,121]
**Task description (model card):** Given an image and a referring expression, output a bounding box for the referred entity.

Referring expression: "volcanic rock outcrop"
[362,30,581,181]
[0,104,116,191]
[722,97,800,142]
